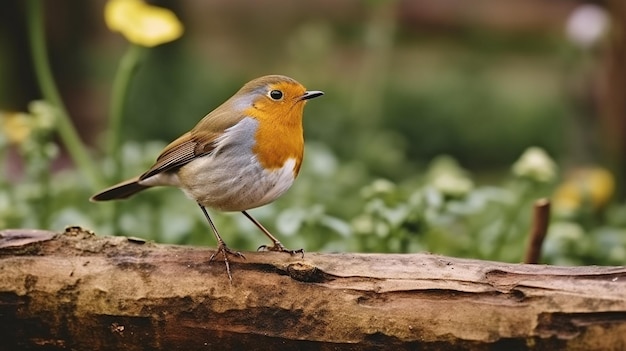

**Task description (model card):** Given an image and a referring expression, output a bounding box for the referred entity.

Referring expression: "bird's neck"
[246,106,305,176]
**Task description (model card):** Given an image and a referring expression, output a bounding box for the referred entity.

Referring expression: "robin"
[91,75,324,281]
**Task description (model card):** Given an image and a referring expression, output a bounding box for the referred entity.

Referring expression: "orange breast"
[245,96,306,176]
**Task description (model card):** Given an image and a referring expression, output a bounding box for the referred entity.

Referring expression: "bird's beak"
[300,90,324,101]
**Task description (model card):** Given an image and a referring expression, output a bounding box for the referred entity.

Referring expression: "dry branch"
[524,198,551,264]
[0,227,625,351]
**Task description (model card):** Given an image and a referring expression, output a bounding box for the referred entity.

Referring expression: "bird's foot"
[209,243,246,283]
[257,242,305,258]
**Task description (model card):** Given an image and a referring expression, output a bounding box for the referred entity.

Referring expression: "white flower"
[431,173,474,198]
[426,155,474,197]
[512,147,557,183]
[566,4,609,48]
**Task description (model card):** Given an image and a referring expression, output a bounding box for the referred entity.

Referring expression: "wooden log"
[0,227,625,350]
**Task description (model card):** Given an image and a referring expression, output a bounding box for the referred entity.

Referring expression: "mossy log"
[0,227,625,350]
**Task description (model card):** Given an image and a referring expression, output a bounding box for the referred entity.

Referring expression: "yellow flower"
[553,167,615,215]
[0,102,57,147]
[105,0,183,47]
[0,112,33,145]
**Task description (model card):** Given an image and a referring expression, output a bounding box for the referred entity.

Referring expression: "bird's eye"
[268,90,283,101]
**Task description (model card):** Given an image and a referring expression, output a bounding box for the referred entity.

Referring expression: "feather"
[90,177,147,201]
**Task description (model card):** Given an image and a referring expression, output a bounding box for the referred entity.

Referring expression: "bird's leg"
[241,210,305,258]
[198,204,245,283]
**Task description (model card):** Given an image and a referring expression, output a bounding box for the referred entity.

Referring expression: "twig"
[524,198,551,264]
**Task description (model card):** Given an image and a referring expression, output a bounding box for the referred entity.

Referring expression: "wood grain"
[0,227,625,350]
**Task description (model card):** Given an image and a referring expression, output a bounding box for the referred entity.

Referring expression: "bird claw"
[257,243,305,258]
[209,244,246,283]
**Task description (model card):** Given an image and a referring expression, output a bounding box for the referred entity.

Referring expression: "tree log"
[0,227,625,351]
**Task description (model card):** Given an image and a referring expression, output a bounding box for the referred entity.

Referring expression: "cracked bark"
[0,227,625,351]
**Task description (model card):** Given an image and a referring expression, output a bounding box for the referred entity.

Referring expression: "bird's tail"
[90,177,149,201]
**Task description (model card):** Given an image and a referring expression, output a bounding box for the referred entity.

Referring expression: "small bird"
[91,75,324,281]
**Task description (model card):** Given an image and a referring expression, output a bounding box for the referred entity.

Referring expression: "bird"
[91,75,324,282]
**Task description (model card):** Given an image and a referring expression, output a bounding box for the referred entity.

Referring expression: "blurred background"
[1,0,625,265]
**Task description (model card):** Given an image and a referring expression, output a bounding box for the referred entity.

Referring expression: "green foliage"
[1,121,625,266]
[3,0,624,267]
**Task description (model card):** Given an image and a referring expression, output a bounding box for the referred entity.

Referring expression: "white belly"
[138,117,299,211]
[177,155,296,211]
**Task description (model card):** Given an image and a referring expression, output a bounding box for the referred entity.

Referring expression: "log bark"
[0,227,625,351]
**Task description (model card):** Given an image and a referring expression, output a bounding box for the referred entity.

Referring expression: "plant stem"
[107,44,144,235]
[108,44,144,181]
[25,0,103,188]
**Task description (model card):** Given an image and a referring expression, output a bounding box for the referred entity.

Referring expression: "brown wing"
[139,103,246,180]
[138,132,214,180]
[91,92,250,201]
[91,127,224,200]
